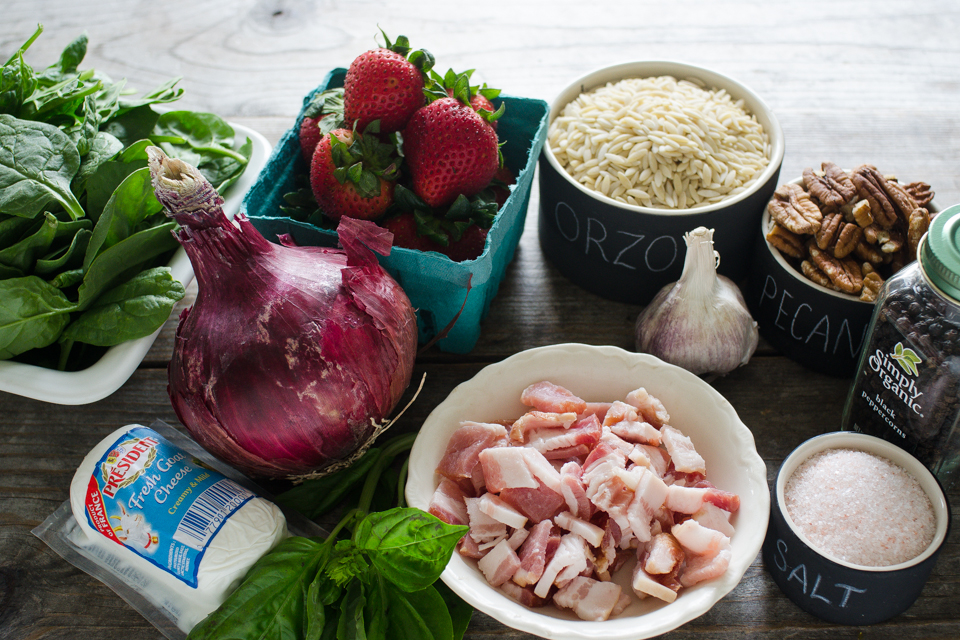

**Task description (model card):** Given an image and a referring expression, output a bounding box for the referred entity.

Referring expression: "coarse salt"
[784,448,935,567]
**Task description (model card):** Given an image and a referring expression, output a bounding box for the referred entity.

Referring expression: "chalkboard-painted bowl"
[743,176,940,378]
[538,60,784,305]
[764,431,950,625]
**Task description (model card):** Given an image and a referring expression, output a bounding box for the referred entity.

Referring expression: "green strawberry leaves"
[378,29,435,76]
[328,122,400,199]
[425,68,505,125]
[302,87,345,136]
[392,184,496,246]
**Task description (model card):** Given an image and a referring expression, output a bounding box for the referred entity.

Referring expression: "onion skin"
[148,148,418,478]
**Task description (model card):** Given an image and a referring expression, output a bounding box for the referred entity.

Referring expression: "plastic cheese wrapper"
[33,419,325,639]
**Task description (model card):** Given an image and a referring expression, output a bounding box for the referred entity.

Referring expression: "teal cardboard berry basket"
[241,68,549,353]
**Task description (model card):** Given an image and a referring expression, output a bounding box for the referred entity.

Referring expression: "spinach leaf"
[103,104,159,147]
[82,167,163,269]
[49,267,83,289]
[60,266,184,346]
[0,52,36,116]
[20,69,102,122]
[154,110,251,190]
[115,77,184,116]
[0,275,77,359]
[353,508,468,593]
[0,212,58,273]
[385,583,454,640]
[62,94,101,156]
[76,220,178,309]
[34,227,91,275]
[0,114,84,220]
[275,447,383,519]
[187,536,330,640]
[36,32,87,86]
[0,264,23,279]
[71,130,123,197]
[0,215,36,249]
[84,158,148,222]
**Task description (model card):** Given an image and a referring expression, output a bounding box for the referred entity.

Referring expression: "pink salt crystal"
[783,448,936,567]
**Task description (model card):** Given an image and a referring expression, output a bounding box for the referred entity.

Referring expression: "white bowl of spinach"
[0,26,270,403]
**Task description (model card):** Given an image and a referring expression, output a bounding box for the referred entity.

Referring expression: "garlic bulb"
[635,227,758,377]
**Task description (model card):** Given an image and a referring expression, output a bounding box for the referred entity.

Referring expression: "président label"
[82,425,254,588]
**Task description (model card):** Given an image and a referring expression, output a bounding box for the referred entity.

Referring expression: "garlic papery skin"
[634,227,758,377]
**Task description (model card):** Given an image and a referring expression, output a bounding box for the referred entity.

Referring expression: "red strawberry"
[402,97,501,209]
[382,213,488,261]
[343,32,434,134]
[445,89,498,131]
[490,165,515,208]
[309,128,397,221]
[298,88,346,162]
[299,115,323,162]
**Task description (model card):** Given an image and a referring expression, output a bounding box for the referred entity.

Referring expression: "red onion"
[147,147,418,479]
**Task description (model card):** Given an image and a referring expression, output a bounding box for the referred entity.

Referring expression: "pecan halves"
[880,178,919,223]
[906,206,930,262]
[850,199,874,227]
[766,223,805,259]
[808,242,864,294]
[768,183,822,234]
[860,272,884,302]
[816,212,842,250]
[803,162,856,209]
[801,260,838,290]
[905,181,934,207]
[834,222,863,259]
[854,239,888,264]
[851,165,898,229]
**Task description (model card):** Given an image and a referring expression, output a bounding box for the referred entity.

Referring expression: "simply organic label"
[868,342,925,417]
[83,426,254,588]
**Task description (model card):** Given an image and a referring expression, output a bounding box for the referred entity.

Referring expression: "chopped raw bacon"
[610,419,661,446]
[478,539,522,587]
[553,576,625,621]
[625,387,670,428]
[500,484,566,523]
[671,519,731,557]
[513,520,557,587]
[660,425,706,475]
[555,510,605,547]
[478,492,528,529]
[665,484,740,514]
[534,533,589,598]
[521,381,587,415]
[510,411,578,442]
[558,461,592,519]
[527,414,602,455]
[438,380,739,621]
[428,478,469,526]
[643,532,684,575]
[437,421,508,480]
[680,547,732,587]
[601,401,639,427]
[500,581,549,608]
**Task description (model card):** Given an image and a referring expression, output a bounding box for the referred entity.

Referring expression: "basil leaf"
[60,266,184,346]
[0,275,77,359]
[363,575,388,640]
[337,579,367,640]
[76,220,179,309]
[187,536,330,640]
[0,114,84,220]
[385,583,454,640]
[303,574,326,640]
[82,166,163,269]
[434,581,472,640]
[276,447,383,519]
[353,508,468,593]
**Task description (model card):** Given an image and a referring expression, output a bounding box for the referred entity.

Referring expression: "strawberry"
[298,88,345,162]
[402,96,501,209]
[309,126,399,221]
[382,213,488,261]
[490,165,515,208]
[343,31,434,134]
[431,68,504,131]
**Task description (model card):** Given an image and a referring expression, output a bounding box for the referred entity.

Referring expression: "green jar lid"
[922,203,960,301]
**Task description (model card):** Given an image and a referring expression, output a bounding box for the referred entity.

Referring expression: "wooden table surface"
[3,1,960,638]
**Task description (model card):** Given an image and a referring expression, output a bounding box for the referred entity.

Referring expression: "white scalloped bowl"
[405,343,769,640]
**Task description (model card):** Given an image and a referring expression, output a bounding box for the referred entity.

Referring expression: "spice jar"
[842,204,960,491]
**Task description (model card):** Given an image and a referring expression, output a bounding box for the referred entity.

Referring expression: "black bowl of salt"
[763,431,950,625]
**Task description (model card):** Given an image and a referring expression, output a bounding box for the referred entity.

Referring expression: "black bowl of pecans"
[743,163,938,377]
